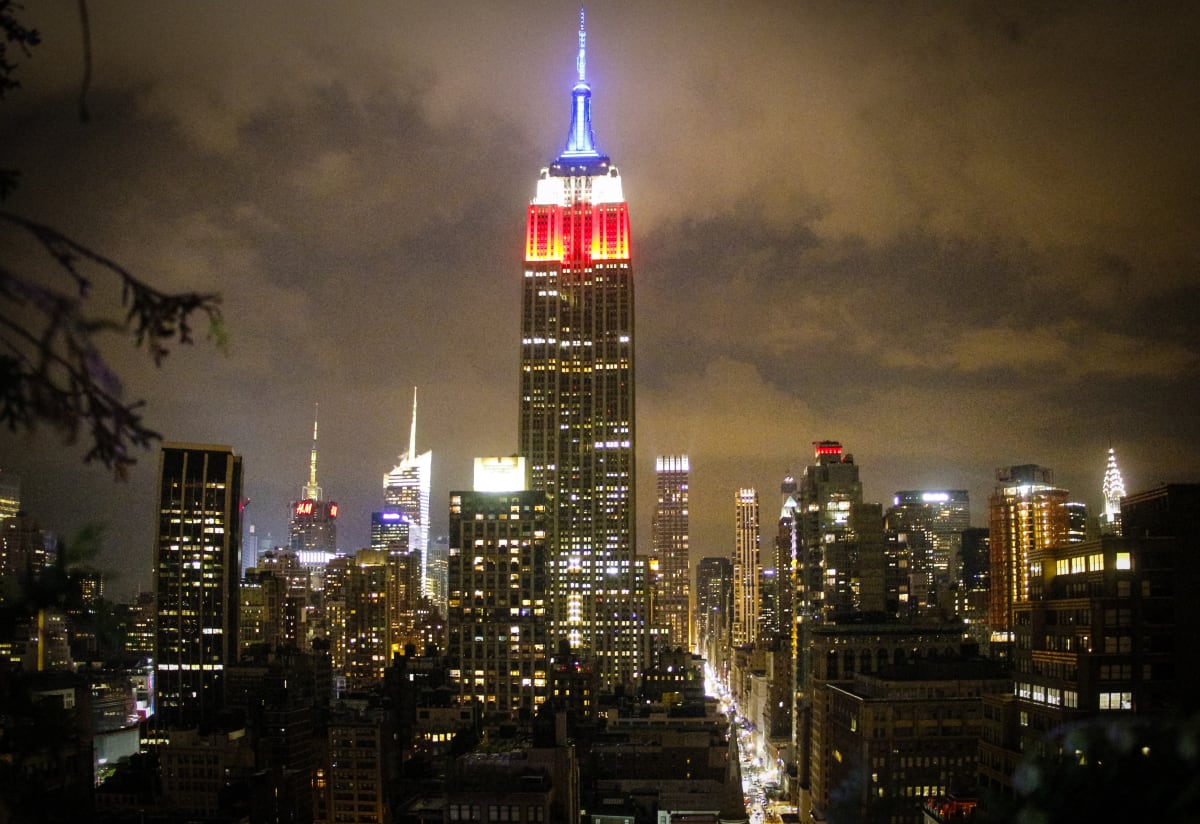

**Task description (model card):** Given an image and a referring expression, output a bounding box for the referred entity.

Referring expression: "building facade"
[152,443,243,730]
[732,488,760,647]
[979,484,1200,803]
[695,556,732,668]
[653,455,691,651]
[987,464,1069,640]
[517,12,642,688]
[447,458,550,722]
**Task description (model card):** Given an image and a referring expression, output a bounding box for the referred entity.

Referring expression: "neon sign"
[295,500,314,516]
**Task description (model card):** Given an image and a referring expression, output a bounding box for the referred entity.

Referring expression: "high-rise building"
[447,457,550,721]
[888,490,970,592]
[695,556,733,668]
[793,441,866,626]
[987,464,1069,641]
[342,549,392,690]
[732,488,760,647]
[652,455,690,651]
[1101,447,1127,536]
[153,443,243,730]
[979,484,1200,805]
[289,406,338,559]
[518,12,641,688]
[378,388,432,597]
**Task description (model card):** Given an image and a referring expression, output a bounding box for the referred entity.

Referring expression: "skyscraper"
[652,455,690,651]
[888,490,970,591]
[518,11,641,687]
[289,406,338,560]
[378,388,432,596]
[732,488,760,647]
[447,457,549,721]
[695,556,733,667]
[153,443,243,730]
[987,464,1069,640]
[794,441,865,626]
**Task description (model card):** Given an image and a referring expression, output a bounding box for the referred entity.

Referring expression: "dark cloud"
[1,1,1197,593]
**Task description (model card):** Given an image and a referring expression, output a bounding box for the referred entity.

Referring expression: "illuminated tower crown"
[1102,447,1126,535]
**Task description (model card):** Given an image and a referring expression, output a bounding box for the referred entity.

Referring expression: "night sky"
[2,2,1197,598]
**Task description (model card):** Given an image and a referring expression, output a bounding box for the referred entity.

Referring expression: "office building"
[695,556,732,667]
[979,484,1200,803]
[888,490,970,595]
[732,488,760,647]
[379,388,432,598]
[987,464,1069,640]
[447,457,550,721]
[517,11,641,688]
[793,441,865,627]
[152,443,242,730]
[342,549,392,690]
[653,455,691,651]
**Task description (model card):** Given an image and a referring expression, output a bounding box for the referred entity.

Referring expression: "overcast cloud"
[2,1,1197,595]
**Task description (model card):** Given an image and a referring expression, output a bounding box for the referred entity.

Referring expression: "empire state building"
[519,11,643,687]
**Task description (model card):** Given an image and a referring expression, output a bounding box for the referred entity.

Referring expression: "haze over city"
[2,1,1197,598]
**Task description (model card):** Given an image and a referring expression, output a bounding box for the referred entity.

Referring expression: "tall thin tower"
[383,388,432,596]
[519,10,640,687]
[653,455,690,651]
[732,488,760,647]
[153,443,242,731]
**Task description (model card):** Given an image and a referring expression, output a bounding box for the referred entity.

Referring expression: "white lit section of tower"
[383,388,432,596]
[519,9,639,687]
[1101,447,1127,536]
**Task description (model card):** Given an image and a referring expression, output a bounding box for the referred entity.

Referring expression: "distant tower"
[153,443,242,730]
[987,465,1069,640]
[289,405,338,560]
[695,556,733,665]
[653,456,690,651]
[518,10,641,688]
[1101,447,1126,536]
[380,388,432,597]
[732,488,760,647]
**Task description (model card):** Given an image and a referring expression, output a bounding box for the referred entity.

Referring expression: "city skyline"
[1,2,1197,598]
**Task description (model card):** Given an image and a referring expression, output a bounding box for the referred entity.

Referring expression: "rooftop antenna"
[303,403,322,501]
[577,7,587,82]
[407,387,418,461]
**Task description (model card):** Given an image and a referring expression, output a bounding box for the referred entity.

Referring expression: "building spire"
[576,7,587,83]
[407,387,418,461]
[303,403,322,501]
[1102,446,1126,533]
[559,6,603,163]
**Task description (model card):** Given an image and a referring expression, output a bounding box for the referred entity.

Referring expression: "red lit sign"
[295,500,314,516]
[328,503,339,519]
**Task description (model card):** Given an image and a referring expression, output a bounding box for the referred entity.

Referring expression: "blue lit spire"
[556,7,609,169]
